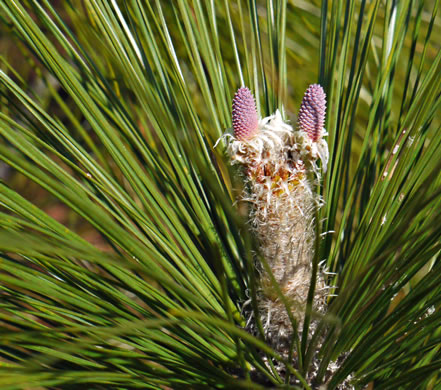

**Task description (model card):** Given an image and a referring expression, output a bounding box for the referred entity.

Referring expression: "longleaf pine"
[1,1,441,389]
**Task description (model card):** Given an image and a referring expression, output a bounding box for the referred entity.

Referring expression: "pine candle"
[226,85,329,349]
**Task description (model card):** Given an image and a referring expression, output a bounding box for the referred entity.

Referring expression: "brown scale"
[247,160,307,197]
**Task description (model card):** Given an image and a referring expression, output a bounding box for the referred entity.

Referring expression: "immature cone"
[294,84,329,172]
[297,84,326,142]
[232,87,259,140]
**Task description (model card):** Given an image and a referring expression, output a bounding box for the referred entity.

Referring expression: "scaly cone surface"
[297,84,327,142]
[232,87,259,141]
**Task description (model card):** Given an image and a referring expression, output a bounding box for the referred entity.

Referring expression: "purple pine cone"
[232,87,259,140]
[298,84,326,142]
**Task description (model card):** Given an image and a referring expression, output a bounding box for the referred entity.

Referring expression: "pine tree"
[0,1,441,389]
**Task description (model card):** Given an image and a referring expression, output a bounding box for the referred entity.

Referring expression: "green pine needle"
[0,0,440,388]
